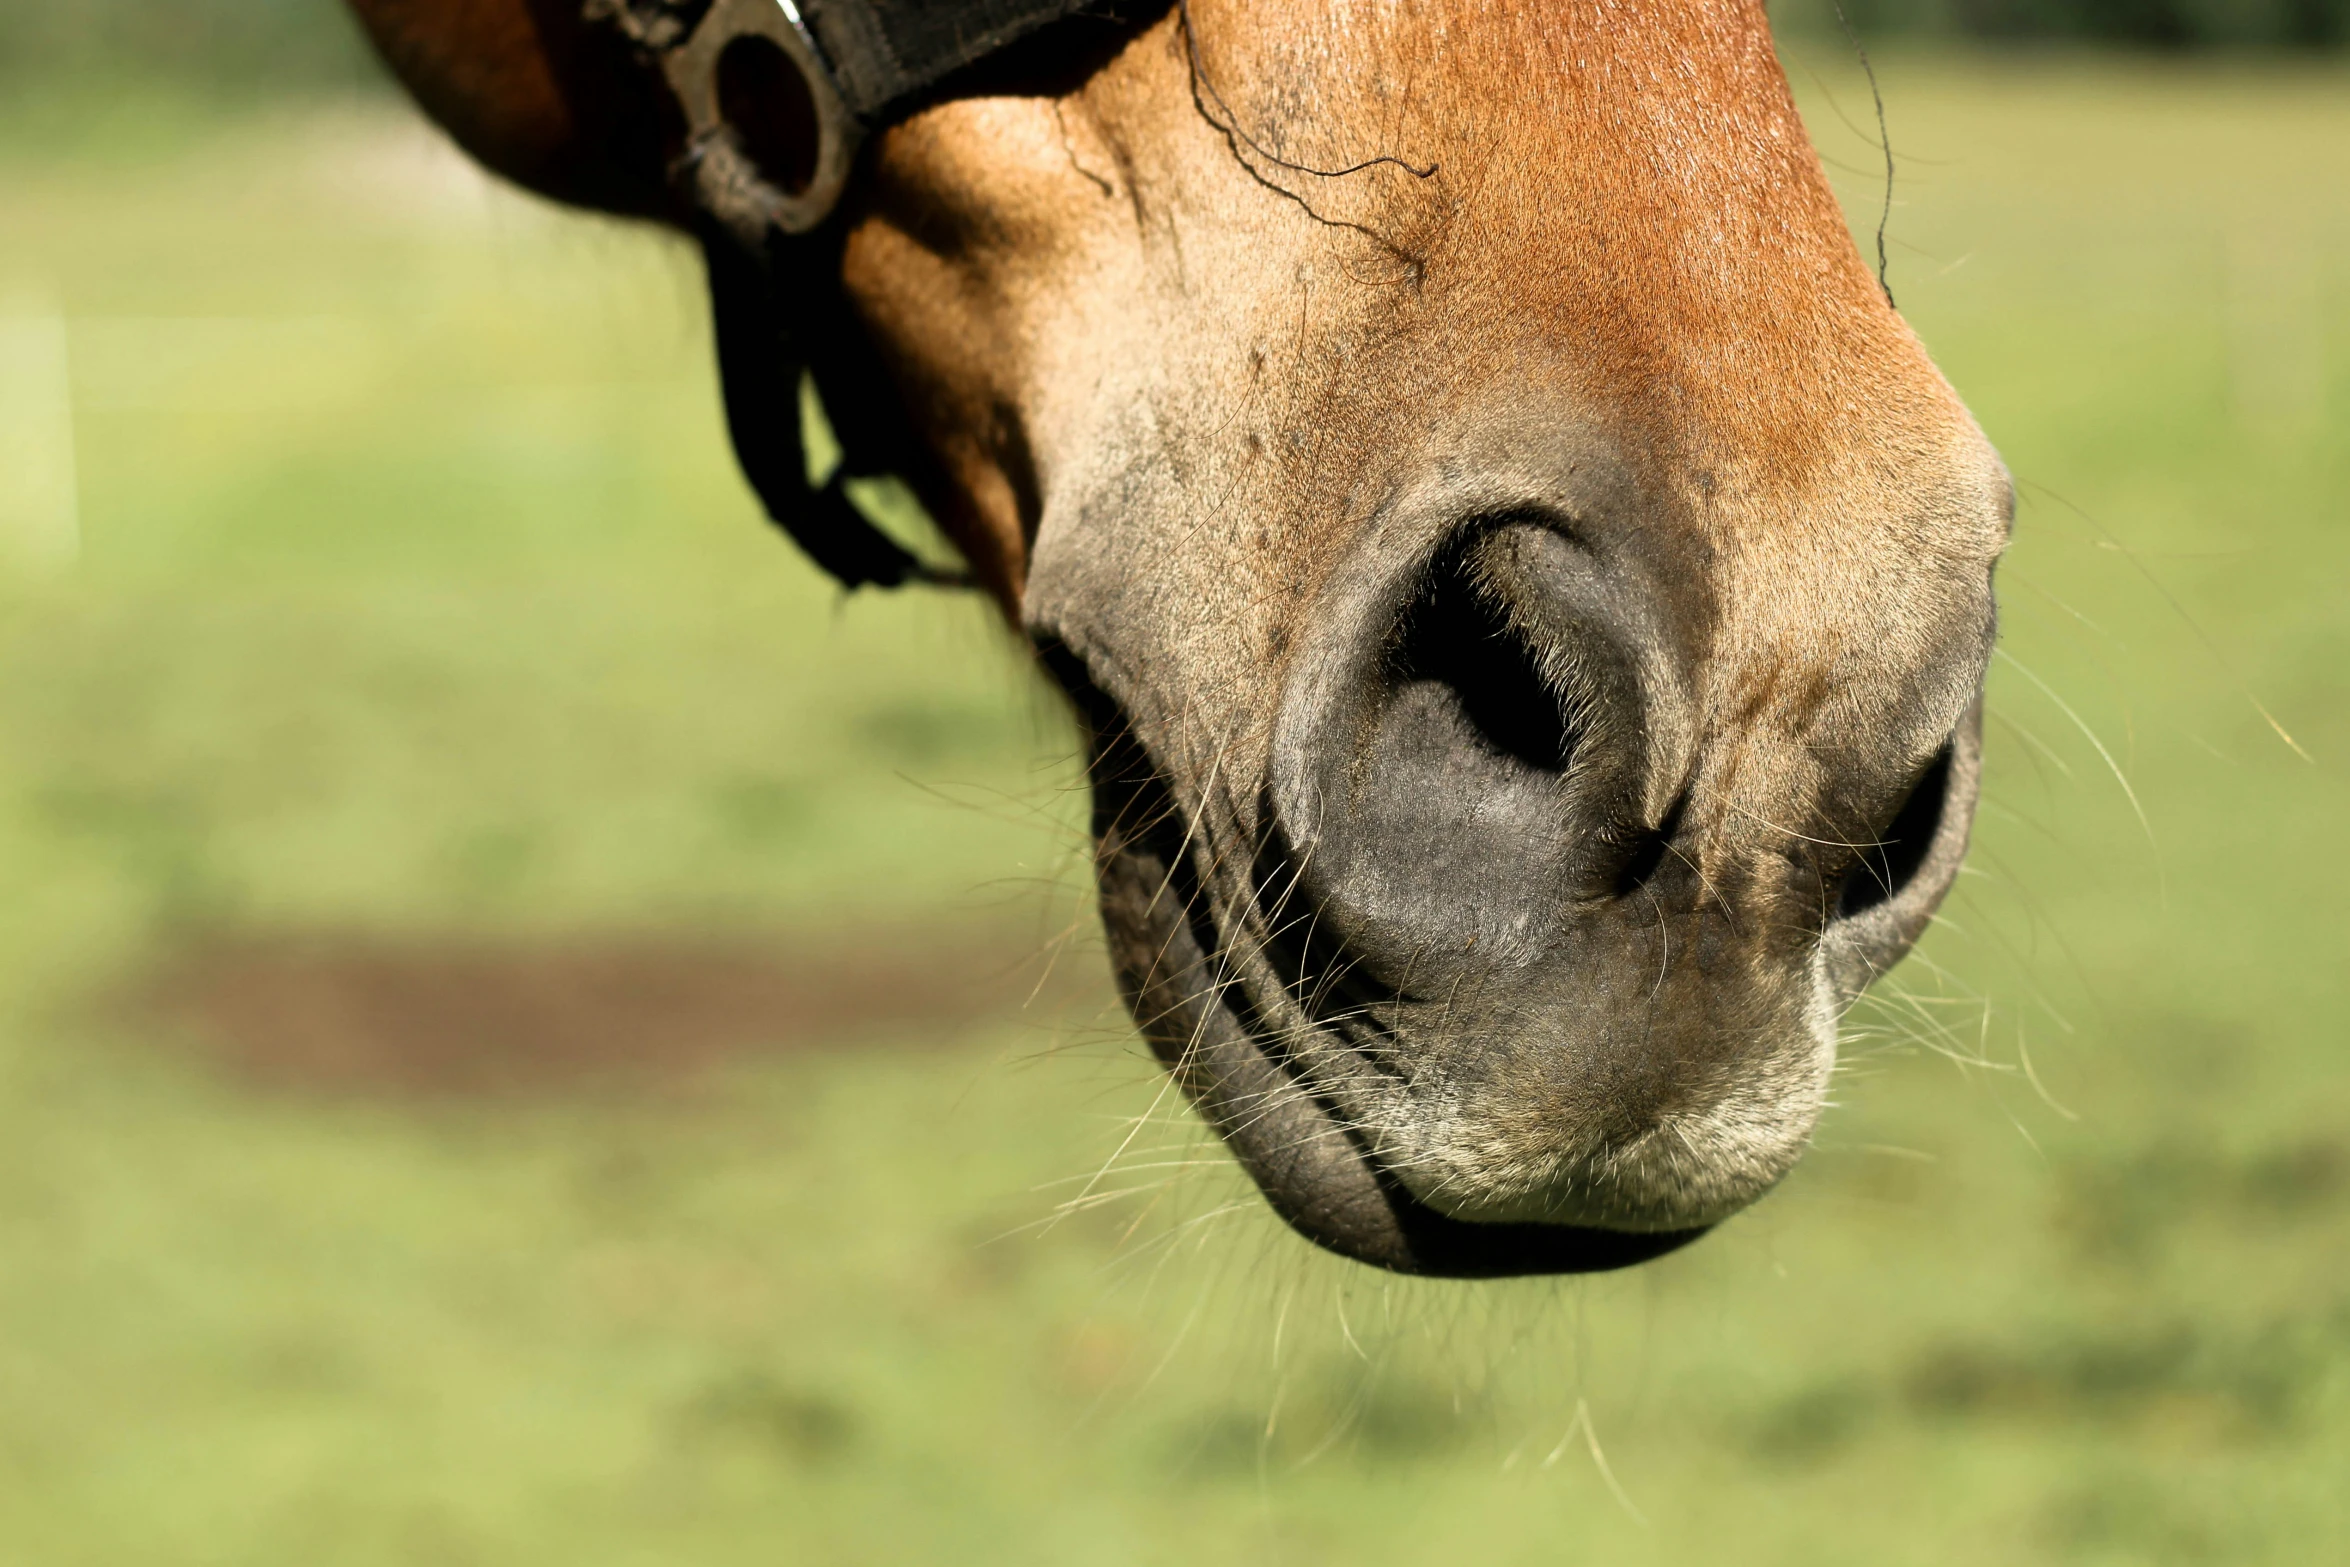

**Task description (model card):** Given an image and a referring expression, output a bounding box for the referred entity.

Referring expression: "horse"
[344,0,2008,1277]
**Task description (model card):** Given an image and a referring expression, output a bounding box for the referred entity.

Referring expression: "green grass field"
[2,48,2346,1565]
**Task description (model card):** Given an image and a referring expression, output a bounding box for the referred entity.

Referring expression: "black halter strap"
[590,0,1118,591]
[801,0,1114,124]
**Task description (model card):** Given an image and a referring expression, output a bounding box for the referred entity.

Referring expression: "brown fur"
[344,0,2008,1270]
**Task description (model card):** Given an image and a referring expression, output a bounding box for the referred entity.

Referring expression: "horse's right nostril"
[1837,741,1955,920]
[1386,529,1578,774]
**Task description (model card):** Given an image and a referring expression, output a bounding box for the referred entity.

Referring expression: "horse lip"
[1100,811,1707,1276]
[1225,1043,1717,1278]
[1053,640,1708,1277]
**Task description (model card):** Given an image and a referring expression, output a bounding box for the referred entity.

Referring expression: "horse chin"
[1093,818,1706,1278]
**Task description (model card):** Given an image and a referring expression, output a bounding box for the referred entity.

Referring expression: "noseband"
[591,0,1128,590]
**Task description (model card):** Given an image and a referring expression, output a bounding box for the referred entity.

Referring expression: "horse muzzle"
[1052,434,1990,1275]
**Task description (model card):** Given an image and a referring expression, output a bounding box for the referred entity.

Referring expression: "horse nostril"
[1837,741,1955,920]
[1387,528,1577,774]
[1269,510,1674,987]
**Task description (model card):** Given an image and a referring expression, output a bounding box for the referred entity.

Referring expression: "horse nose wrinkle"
[1613,787,1688,898]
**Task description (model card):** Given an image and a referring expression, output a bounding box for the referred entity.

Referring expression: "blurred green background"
[4,7,2348,1565]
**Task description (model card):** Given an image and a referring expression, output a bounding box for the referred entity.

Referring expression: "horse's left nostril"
[1269,512,1674,989]
[1837,741,1955,920]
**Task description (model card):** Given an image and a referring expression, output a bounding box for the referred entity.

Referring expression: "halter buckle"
[666,0,863,241]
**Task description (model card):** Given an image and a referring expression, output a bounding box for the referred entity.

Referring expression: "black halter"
[590,0,1126,590]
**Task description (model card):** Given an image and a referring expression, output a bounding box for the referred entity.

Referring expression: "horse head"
[349,0,2007,1275]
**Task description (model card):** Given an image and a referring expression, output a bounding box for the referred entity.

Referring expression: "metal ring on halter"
[665,0,864,240]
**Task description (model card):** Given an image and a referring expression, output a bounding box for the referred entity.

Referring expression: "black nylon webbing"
[703,229,962,590]
[601,0,1112,126]
[800,0,1105,123]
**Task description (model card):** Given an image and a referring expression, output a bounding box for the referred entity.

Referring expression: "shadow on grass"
[132,923,1115,1097]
